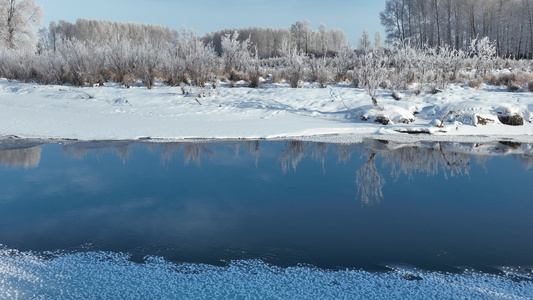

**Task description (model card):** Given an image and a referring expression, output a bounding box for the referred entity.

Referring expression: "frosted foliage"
[0,0,43,50]
[205,21,348,57]
[374,31,383,50]
[180,29,219,86]
[279,39,307,88]
[388,41,419,96]
[221,31,253,73]
[354,47,389,107]
[332,43,354,81]
[469,37,497,78]
[358,29,372,53]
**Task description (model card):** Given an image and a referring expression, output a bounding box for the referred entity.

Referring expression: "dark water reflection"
[0,139,532,271]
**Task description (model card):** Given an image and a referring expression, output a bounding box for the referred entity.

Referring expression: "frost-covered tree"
[388,40,419,99]
[204,23,348,58]
[354,48,390,108]
[358,29,372,53]
[332,43,355,82]
[354,47,389,108]
[134,40,166,89]
[290,20,311,54]
[0,0,43,50]
[221,31,252,74]
[107,36,136,87]
[374,31,383,50]
[468,37,497,78]
[380,0,533,57]
[317,23,329,55]
[181,29,219,86]
[309,54,331,88]
[279,38,306,88]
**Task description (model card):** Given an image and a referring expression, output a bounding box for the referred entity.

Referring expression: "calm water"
[1,139,532,274]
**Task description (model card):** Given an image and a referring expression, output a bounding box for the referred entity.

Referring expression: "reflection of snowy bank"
[0,248,531,300]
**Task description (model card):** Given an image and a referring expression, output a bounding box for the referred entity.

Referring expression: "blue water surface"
[0,139,532,299]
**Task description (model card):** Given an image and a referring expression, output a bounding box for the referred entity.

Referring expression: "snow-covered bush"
[221,31,253,75]
[279,39,306,88]
[332,43,354,82]
[285,49,306,88]
[58,39,108,86]
[162,43,187,86]
[181,31,219,86]
[134,40,166,89]
[354,47,389,108]
[308,55,331,88]
[422,45,465,93]
[247,48,262,88]
[388,41,419,99]
[469,37,497,79]
[107,37,136,87]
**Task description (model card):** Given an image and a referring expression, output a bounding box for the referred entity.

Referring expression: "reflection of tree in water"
[279,141,327,173]
[0,147,42,168]
[63,142,132,163]
[381,143,470,180]
[160,143,215,165]
[356,151,385,205]
[244,141,261,166]
[355,142,473,205]
[50,139,533,207]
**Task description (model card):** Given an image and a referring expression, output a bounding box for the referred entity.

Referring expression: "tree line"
[1,0,533,117]
[380,0,533,58]
[1,14,352,89]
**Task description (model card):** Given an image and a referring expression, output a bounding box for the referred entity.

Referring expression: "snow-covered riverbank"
[1,79,532,143]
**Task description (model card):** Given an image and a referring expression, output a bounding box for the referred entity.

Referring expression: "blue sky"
[38,0,386,46]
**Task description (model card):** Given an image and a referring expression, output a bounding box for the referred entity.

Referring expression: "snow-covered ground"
[1,78,533,143]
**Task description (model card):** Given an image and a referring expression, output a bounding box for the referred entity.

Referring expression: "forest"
[1,0,533,109]
[380,0,533,58]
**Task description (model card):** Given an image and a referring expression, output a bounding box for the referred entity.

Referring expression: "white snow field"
[1,248,532,300]
[1,78,532,143]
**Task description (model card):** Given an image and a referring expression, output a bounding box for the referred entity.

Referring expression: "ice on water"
[1,248,532,299]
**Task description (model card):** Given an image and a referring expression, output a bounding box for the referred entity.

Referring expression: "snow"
[1,248,532,300]
[1,79,533,143]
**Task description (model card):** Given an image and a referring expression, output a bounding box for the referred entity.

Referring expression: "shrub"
[271,70,282,84]
[308,55,331,88]
[354,48,389,108]
[280,47,306,88]
[469,79,483,89]
[229,70,249,81]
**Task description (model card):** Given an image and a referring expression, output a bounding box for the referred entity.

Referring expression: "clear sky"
[37,0,386,46]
